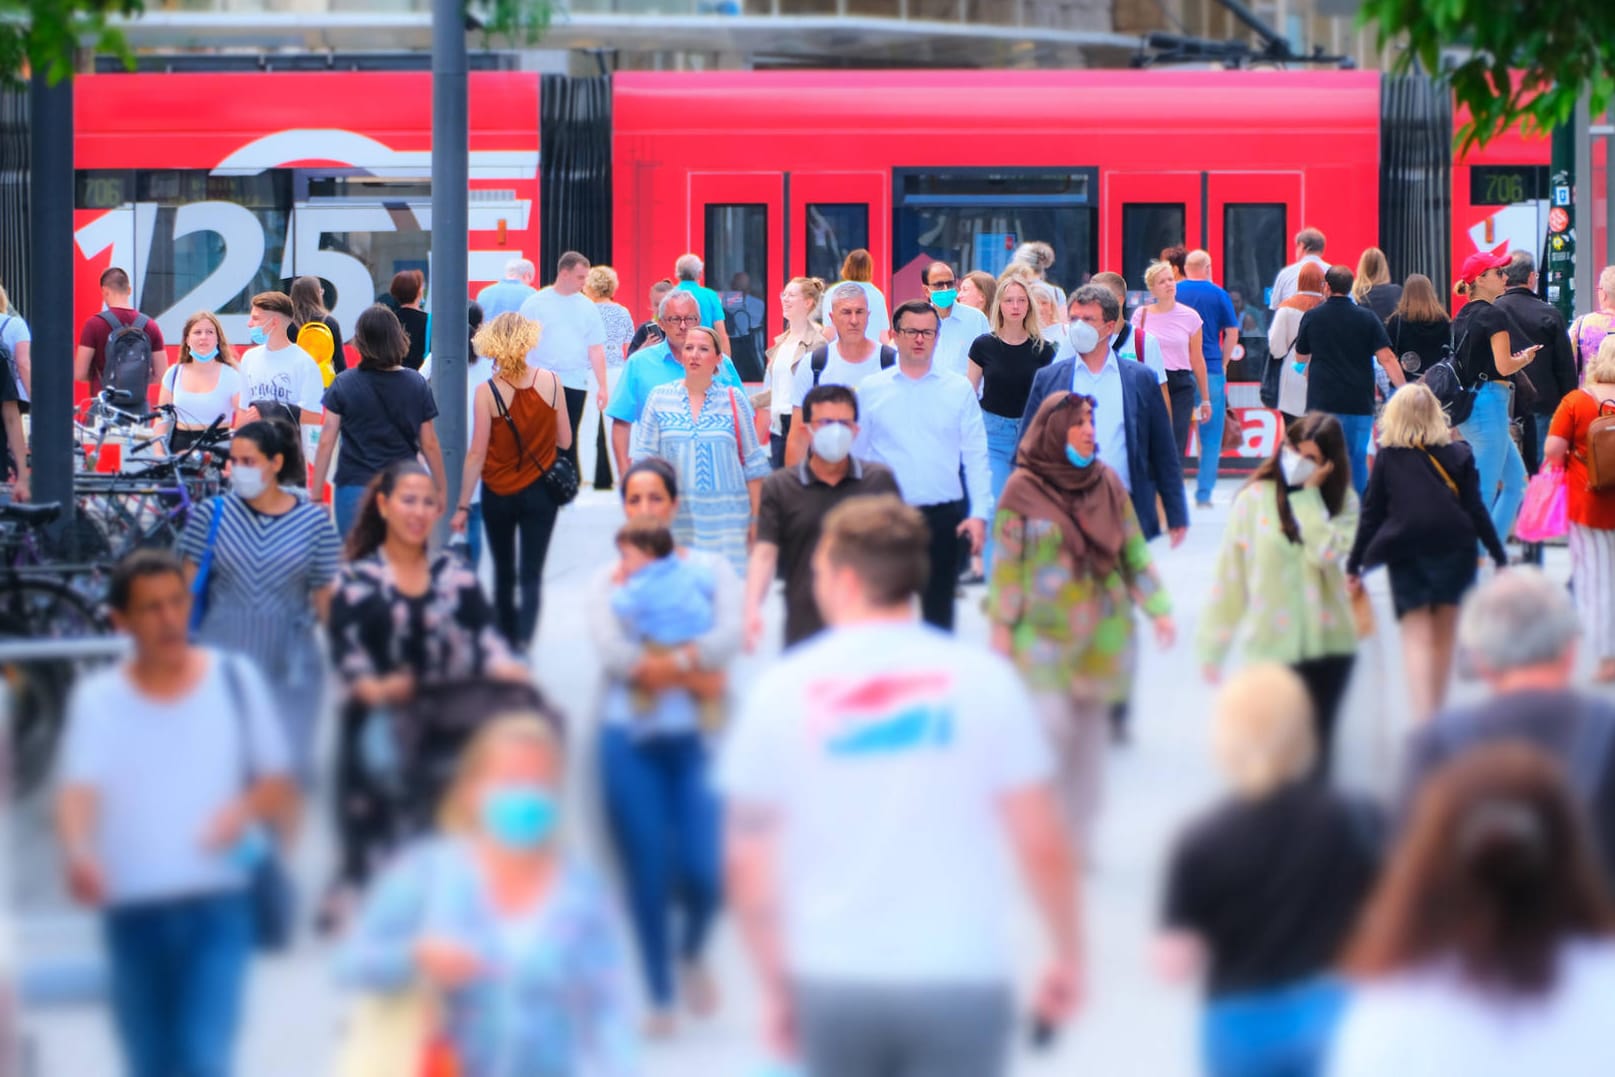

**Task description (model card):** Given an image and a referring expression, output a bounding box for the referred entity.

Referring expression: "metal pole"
[1574,92,1594,316]
[28,73,74,529]
[431,0,468,543]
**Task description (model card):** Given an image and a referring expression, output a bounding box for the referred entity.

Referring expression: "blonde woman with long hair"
[1351,247,1401,320]
[451,311,573,651]
[1348,383,1506,719]
[969,272,1056,567]
[339,714,638,1073]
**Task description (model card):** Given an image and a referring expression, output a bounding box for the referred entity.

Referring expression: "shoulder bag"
[489,373,578,506]
[220,655,296,953]
[188,496,226,637]
[1421,448,1461,500]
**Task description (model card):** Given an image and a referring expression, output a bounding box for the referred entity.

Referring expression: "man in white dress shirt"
[857,299,991,632]
[923,261,992,379]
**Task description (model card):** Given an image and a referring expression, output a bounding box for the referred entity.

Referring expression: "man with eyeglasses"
[745,383,900,652]
[856,299,991,631]
[784,282,896,467]
[606,290,742,477]
[923,260,991,378]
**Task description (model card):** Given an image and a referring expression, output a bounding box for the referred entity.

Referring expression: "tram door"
[687,171,887,382]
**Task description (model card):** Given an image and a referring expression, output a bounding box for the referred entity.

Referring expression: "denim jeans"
[481,477,560,650]
[465,500,484,570]
[981,409,1022,570]
[1203,977,1347,1077]
[1329,413,1375,498]
[333,482,370,539]
[1458,381,1527,546]
[1196,370,1227,505]
[103,890,254,1077]
[599,725,721,1009]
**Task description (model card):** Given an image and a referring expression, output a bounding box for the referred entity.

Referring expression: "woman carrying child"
[587,458,741,1039]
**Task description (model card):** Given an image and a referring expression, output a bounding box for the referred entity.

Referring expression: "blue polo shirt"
[1176,279,1239,370]
[605,340,743,425]
[676,281,727,330]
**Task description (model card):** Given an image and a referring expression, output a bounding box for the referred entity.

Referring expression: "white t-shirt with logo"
[717,620,1053,985]
[238,342,325,416]
[789,343,891,410]
[520,287,606,390]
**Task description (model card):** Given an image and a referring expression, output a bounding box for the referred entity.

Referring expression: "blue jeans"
[599,725,721,1009]
[1196,370,1227,505]
[465,500,484,569]
[1329,413,1375,498]
[103,891,254,1077]
[333,483,370,539]
[982,410,1022,570]
[1204,977,1347,1077]
[1458,381,1527,546]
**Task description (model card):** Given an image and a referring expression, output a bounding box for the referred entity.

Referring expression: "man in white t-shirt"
[57,550,293,1077]
[923,260,991,378]
[236,290,325,425]
[519,250,608,474]
[720,495,1080,1076]
[784,282,895,468]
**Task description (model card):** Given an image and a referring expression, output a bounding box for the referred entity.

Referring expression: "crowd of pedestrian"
[19,234,1615,1077]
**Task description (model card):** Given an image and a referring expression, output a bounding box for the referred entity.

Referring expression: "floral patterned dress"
[987,497,1170,704]
[629,380,771,576]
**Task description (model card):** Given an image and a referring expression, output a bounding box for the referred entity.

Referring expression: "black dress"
[395,307,430,371]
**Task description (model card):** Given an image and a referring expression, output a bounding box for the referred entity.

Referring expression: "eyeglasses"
[895,328,937,340]
[927,279,957,289]
[663,315,701,326]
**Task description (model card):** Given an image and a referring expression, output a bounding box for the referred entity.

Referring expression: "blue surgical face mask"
[248,324,268,346]
[1065,443,1095,469]
[191,347,218,363]
[929,288,958,309]
[480,785,558,850]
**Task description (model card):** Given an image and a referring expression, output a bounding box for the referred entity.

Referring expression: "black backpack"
[1421,339,1481,427]
[100,309,156,399]
[809,343,896,386]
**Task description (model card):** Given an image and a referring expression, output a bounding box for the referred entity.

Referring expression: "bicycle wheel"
[0,579,103,801]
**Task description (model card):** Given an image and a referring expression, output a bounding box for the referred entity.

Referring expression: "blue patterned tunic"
[629,380,771,575]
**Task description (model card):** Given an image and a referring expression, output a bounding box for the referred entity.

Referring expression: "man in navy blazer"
[1020,283,1189,546]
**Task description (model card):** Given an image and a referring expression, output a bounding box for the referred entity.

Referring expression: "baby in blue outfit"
[610,519,720,727]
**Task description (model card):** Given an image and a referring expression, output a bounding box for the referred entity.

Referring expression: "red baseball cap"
[1458,249,1512,284]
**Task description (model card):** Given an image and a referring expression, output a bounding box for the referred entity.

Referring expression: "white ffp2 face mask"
[1068,320,1100,355]
[811,421,854,464]
[1280,447,1317,487]
[231,465,268,500]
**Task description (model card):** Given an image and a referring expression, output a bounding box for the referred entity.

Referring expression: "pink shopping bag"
[1516,468,1569,542]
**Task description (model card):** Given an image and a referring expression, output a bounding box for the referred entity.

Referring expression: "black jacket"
[1495,286,1577,414]
[1347,441,1506,575]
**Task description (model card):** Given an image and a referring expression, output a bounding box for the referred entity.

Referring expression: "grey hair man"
[1398,567,1615,885]
[783,282,896,468]
[1268,227,1329,310]
[1493,249,1578,478]
[672,252,732,356]
[475,256,539,319]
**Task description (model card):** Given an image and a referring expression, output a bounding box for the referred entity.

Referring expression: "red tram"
[71,66,1555,452]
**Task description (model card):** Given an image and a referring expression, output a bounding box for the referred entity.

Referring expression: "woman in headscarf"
[1270,262,1327,422]
[987,391,1175,851]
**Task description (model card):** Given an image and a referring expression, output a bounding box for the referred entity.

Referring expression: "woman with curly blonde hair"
[451,311,573,651]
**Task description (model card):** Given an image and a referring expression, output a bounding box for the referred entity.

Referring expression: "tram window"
[1223,203,1286,333]
[806,204,869,284]
[705,203,769,382]
[1121,203,1186,293]
[894,206,1095,296]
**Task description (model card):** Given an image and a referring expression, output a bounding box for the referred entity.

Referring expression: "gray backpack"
[101,309,155,399]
